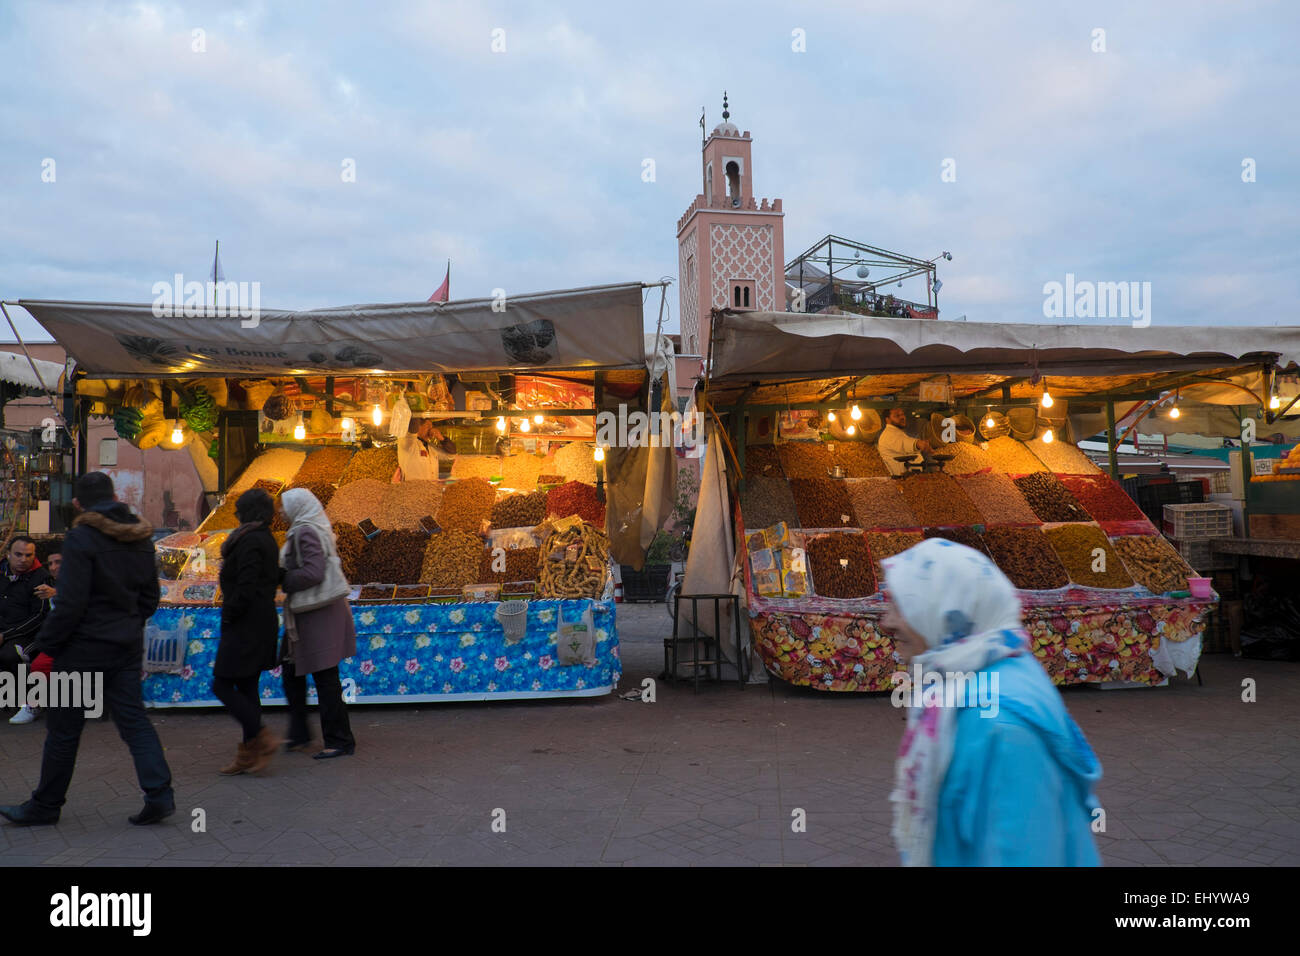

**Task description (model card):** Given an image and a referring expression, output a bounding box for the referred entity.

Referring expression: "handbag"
[284,526,351,614]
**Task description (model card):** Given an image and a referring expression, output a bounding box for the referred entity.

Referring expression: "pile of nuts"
[829,442,889,477]
[1111,535,1195,594]
[499,453,543,490]
[377,480,444,530]
[956,472,1039,525]
[355,530,428,585]
[1024,438,1101,474]
[338,445,399,484]
[229,449,307,493]
[477,546,540,584]
[450,456,501,480]
[553,442,598,484]
[982,527,1070,590]
[745,445,783,477]
[421,530,486,588]
[1045,524,1134,588]
[923,526,991,557]
[331,523,365,581]
[807,533,877,598]
[290,446,355,487]
[938,441,997,475]
[898,473,983,526]
[741,475,800,530]
[490,491,548,529]
[778,442,833,479]
[790,478,856,529]
[845,478,919,529]
[546,480,606,527]
[1013,473,1090,522]
[437,477,498,533]
[326,478,390,525]
[1058,475,1147,523]
[983,436,1047,474]
[866,530,924,585]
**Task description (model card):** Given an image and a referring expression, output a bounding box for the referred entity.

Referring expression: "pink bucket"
[1188,577,1213,599]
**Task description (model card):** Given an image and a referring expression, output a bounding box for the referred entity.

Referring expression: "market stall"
[19,284,673,705]
[695,309,1300,691]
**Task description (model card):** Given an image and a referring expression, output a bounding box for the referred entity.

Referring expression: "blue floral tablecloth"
[141,600,621,707]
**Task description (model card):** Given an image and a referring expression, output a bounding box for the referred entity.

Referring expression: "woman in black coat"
[213,488,282,774]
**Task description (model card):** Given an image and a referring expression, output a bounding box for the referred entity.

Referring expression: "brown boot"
[248,725,282,773]
[219,742,255,775]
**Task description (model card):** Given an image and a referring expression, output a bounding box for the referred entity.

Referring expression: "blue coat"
[932,653,1103,866]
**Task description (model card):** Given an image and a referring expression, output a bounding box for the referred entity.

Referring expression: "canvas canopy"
[19,283,647,379]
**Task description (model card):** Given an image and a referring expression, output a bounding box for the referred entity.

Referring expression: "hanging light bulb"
[170,422,184,445]
[496,415,507,433]
[850,404,862,421]
[1169,404,1181,420]
[294,417,306,441]
[341,417,354,434]
[827,410,836,423]
[533,413,544,425]
[1040,388,1054,409]
[371,403,383,426]
[594,445,605,462]
[986,414,996,429]
[846,424,856,437]
[1042,428,1055,444]
[520,419,531,433]
[1270,393,1281,410]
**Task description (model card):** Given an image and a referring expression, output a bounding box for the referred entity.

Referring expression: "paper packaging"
[768,521,793,546]
[753,569,783,597]
[750,548,778,573]
[782,571,811,597]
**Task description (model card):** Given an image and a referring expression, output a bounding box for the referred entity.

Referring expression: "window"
[99,438,118,466]
[731,280,755,311]
[726,161,740,206]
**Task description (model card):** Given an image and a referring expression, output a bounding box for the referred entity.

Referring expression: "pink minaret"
[676,93,786,358]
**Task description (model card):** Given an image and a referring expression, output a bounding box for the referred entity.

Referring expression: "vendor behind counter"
[877,407,935,476]
[396,415,456,481]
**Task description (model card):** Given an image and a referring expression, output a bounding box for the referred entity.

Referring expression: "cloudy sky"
[2,0,1296,342]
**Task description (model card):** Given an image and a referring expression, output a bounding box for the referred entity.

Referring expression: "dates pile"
[741,475,799,530]
[1013,473,1090,522]
[898,473,983,526]
[421,530,486,588]
[745,444,783,477]
[923,526,991,557]
[845,478,918,529]
[778,442,833,479]
[1059,475,1146,523]
[982,527,1069,590]
[807,533,877,598]
[355,530,427,585]
[866,530,924,586]
[437,476,498,533]
[290,446,355,487]
[829,442,888,477]
[956,472,1038,525]
[1111,535,1194,594]
[477,546,540,585]
[545,480,605,527]
[1045,524,1134,589]
[490,491,548,529]
[292,480,337,510]
[331,523,365,581]
[790,478,856,529]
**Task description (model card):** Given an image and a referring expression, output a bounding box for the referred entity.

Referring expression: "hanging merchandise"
[179,386,218,433]
[113,406,143,440]
[262,389,294,421]
[309,404,335,434]
[390,394,411,439]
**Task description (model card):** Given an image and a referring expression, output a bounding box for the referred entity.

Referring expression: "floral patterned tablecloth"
[141,600,621,707]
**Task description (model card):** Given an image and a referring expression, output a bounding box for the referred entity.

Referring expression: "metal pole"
[1106,401,1119,479]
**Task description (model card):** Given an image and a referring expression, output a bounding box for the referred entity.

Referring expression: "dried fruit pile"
[1013,473,1090,522]
[1111,535,1195,594]
[292,481,337,510]
[898,473,983,526]
[982,527,1069,590]
[229,449,307,493]
[200,498,240,532]
[290,446,355,487]
[477,547,540,584]
[338,445,398,484]
[377,480,444,530]
[325,478,389,525]
[1045,524,1134,588]
[744,444,783,477]
[938,441,997,475]
[778,442,833,479]
[499,453,543,490]
[741,475,799,530]
[355,530,427,584]
[790,478,856,529]
[450,456,500,480]
[1058,475,1147,523]
[807,533,877,598]
[538,522,609,598]
[437,476,498,533]
[983,436,1047,474]
[490,491,548,529]
[553,442,598,484]
[1024,438,1100,474]
[955,472,1039,525]
[421,530,485,588]
[829,442,889,477]
[866,530,924,584]
[923,526,991,557]
[845,478,918,529]
[545,480,605,527]
[331,523,365,581]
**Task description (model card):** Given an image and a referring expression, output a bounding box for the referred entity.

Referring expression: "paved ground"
[2,603,1298,866]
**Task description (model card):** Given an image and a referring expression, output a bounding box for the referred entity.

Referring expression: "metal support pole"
[1106,401,1119,479]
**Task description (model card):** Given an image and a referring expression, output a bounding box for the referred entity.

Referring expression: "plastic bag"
[556,605,596,665]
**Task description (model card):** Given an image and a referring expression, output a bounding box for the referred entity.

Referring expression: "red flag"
[428,261,450,302]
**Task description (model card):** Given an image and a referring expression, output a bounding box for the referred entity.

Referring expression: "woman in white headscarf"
[881,537,1102,866]
[278,488,356,759]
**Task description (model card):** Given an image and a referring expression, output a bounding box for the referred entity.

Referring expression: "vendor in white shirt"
[876,407,934,476]
[397,416,456,481]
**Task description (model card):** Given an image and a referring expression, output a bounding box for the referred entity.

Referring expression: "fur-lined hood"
[74,507,155,542]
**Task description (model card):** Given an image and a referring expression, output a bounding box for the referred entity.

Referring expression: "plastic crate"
[1165,535,1222,573]
[1135,481,1203,524]
[1163,502,1233,539]
[620,564,671,602]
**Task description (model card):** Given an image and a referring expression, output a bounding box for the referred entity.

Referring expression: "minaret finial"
[722,91,729,122]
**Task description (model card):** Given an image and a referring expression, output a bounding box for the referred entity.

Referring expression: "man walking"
[0,473,174,827]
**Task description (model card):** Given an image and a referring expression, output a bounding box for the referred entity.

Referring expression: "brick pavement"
[2,603,1297,866]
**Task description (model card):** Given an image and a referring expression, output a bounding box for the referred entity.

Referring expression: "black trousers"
[282,661,354,751]
[212,673,263,742]
[32,645,173,812]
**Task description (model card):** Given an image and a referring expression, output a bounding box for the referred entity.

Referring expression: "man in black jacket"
[0,535,51,677]
[0,473,175,827]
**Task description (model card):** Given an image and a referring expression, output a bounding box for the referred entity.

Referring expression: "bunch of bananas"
[113,406,144,440]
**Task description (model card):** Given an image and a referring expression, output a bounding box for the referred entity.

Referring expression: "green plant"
[646,531,675,564]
